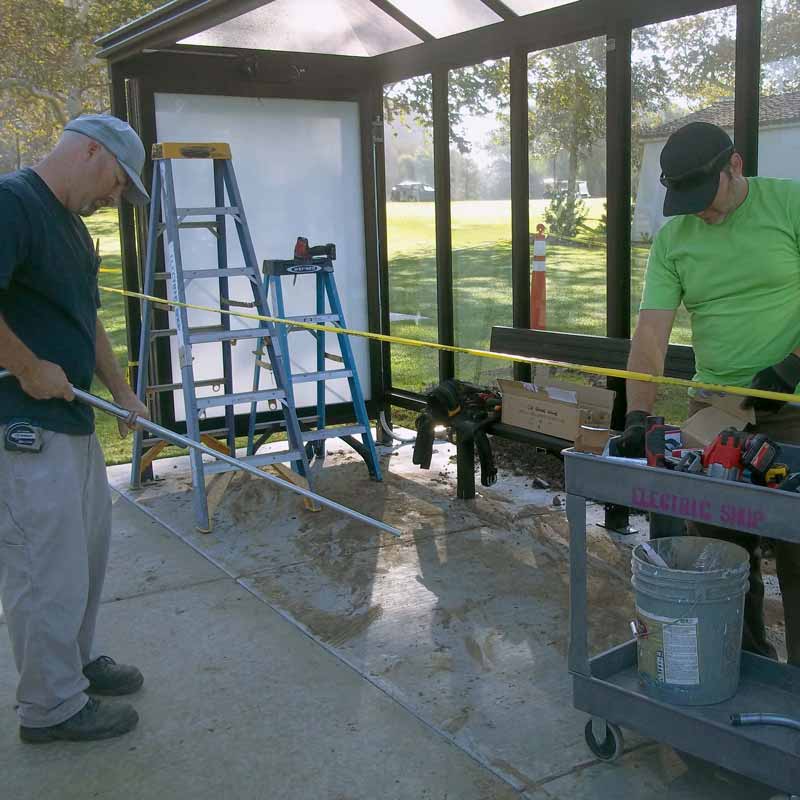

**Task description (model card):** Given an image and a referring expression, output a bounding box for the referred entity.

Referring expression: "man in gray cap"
[617,121,800,666]
[0,114,150,742]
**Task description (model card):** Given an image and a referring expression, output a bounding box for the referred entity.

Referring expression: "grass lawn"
[387,199,693,422]
[86,199,696,465]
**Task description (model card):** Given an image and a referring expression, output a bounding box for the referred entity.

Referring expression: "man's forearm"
[0,313,39,377]
[95,318,132,399]
[626,335,668,414]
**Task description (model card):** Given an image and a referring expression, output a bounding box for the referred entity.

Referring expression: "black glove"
[743,353,800,413]
[615,410,648,458]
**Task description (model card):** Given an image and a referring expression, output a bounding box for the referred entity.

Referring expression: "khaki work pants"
[686,400,800,666]
[0,428,111,727]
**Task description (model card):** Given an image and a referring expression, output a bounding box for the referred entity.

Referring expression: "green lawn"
[387,199,693,422]
[85,199,696,466]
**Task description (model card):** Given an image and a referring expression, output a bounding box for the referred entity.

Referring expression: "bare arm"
[95,318,148,435]
[626,309,676,414]
[0,313,74,400]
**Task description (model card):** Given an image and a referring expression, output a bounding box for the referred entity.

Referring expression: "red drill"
[702,429,747,481]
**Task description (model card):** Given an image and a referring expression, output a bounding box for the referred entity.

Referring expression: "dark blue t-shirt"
[0,168,100,434]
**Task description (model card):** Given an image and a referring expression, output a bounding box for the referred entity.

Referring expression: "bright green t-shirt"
[640,177,800,390]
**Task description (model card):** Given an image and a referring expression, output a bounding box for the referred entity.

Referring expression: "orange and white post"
[531,223,547,329]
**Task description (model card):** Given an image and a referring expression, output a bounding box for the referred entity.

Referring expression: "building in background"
[632,91,800,242]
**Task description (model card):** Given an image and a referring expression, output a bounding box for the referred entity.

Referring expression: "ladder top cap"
[152,142,232,160]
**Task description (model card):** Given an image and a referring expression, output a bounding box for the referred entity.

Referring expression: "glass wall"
[527,37,607,337]
[449,58,512,384]
[383,76,439,392]
[631,6,737,419]
[759,0,800,179]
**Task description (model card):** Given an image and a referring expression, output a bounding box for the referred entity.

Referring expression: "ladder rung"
[204,450,304,476]
[147,377,224,394]
[286,313,339,324]
[302,426,366,442]
[196,388,285,410]
[150,325,225,340]
[291,369,352,384]
[176,207,239,218]
[190,327,269,344]
[184,268,257,281]
[178,221,220,230]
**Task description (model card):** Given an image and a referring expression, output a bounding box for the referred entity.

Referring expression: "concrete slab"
[104,441,786,798]
[0,514,520,800]
[103,491,224,603]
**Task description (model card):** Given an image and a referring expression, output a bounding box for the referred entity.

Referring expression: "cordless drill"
[702,428,747,481]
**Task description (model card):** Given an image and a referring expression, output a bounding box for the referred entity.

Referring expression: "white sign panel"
[153,93,370,422]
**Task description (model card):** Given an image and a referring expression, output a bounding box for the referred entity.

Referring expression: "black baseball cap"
[660,122,734,217]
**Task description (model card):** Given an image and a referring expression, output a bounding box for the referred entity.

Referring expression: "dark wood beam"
[373,0,732,84]
[367,0,435,42]
[605,21,632,430]
[509,49,530,382]
[478,0,518,21]
[97,0,277,62]
[735,0,762,176]
[432,68,455,381]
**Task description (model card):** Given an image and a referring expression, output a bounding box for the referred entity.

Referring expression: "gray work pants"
[0,428,111,727]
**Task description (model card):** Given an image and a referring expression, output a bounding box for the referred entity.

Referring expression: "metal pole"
[0,371,400,537]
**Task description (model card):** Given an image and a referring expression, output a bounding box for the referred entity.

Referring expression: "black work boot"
[20,697,138,744]
[84,655,144,696]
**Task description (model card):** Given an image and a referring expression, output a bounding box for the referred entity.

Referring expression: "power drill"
[702,428,747,481]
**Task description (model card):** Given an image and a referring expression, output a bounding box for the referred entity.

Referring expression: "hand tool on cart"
[731,713,800,732]
[0,370,400,536]
[741,432,780,485]
[644,416,666,468]
[702,428,747,481]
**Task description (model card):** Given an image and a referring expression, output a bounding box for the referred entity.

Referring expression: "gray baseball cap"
[64,114,149,206]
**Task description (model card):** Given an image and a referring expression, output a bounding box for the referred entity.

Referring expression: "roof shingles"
[644,91,800,139]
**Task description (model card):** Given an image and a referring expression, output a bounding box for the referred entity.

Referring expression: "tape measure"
[4,420,43,453]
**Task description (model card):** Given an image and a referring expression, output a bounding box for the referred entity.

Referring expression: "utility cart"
[564,446,800,797]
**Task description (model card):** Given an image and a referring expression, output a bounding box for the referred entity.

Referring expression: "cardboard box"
[680,393,756,448]
[498,369,615,441]
[574,425,611,454]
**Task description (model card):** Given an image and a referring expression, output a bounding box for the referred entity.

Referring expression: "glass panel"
[759,0,800,179]
[503,0,578,14]
[631,6,737,419]
[384,76,438,393]
[180,0,420,56]
[386,0,501,39]
[449,58,512,384]
[527,38,607,338]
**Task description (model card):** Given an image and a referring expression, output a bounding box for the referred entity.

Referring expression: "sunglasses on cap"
[659,145,735,190]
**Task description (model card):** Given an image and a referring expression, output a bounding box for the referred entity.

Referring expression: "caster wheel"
[584,719,624,762]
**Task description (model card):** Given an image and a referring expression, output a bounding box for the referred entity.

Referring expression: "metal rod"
[0,370,400,537]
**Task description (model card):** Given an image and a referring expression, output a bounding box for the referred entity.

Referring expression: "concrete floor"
[0,437,788,799]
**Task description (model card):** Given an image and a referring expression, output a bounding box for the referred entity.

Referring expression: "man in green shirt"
[618,121,800,665]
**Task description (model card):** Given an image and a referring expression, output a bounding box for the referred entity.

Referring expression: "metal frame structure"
[99,0,765,436]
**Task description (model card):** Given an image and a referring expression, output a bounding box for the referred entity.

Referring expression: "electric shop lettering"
[631,487,766,530]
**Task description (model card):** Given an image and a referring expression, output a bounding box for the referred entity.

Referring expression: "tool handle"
[645,416,666,468]
[0,370,401,536]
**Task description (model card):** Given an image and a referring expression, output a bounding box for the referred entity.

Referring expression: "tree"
[0,0,161,165]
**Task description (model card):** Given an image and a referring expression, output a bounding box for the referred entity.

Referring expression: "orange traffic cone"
[531,223,547,330]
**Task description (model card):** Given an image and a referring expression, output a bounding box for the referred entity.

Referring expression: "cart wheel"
[584,719,624,762]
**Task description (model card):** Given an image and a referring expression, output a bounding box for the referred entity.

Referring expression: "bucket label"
[635,608,700,687]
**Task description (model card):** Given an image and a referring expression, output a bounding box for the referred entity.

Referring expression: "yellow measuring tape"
[98,284,800,406]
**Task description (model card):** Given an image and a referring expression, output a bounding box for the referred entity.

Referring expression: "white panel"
[154,94,369,423]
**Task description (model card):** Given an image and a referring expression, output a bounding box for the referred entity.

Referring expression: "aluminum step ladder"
[130,142,311,531]
[246,249,382,481]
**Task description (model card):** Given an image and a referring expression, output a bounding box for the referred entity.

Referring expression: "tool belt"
[412,380,500,488]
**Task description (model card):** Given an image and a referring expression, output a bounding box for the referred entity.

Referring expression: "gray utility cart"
[565,446,800,797]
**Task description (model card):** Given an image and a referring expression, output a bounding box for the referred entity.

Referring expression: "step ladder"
[130,142,311,531]
[246,249,382,482]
